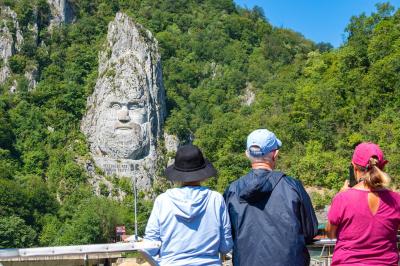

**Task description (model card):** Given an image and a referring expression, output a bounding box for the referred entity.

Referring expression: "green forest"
[0,0,399,248]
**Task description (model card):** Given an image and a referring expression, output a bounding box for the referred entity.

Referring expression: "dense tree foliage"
[0,0,399,247]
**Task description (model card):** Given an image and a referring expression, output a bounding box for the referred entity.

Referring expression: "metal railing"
[0,241,160,266]
[307,236,400,266]
[0,237,398,266]
[307,239,336,266]
[0,240,334,266]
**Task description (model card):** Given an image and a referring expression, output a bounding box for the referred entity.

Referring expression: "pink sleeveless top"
[328,188,400,265]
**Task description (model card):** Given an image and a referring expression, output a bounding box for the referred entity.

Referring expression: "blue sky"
[234,0,400,47]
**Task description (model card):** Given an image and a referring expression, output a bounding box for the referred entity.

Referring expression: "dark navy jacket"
[224,169,318,266]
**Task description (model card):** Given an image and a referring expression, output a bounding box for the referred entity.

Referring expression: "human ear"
[352,163,362,179]
[273,150,279,160]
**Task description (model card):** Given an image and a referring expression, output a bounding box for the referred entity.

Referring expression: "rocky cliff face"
[0,1,74,91]
[241,82,255,106]
[0,6,23,84]
[47,0,75,27]
[0,6,39,90]
[81,12,166,190]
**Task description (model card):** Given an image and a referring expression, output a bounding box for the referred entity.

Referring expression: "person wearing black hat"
[144,144,233,266]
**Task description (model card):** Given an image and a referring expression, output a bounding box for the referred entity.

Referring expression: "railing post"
[84,254,89,266]
[133,175,138,241]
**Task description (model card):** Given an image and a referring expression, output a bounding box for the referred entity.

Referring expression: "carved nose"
[118,106,130,123]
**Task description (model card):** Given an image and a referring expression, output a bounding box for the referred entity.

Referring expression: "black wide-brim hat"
[165,144,217,182]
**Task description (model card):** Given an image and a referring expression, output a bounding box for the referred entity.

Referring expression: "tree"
[55,197,132,245]
[9,54,28,74]
[0,216,36,248]
[0,179,29,220]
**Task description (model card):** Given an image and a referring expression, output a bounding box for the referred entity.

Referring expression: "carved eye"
[111,103,121,109]
[128,102,145,110]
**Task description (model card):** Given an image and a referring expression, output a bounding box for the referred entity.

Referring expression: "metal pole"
[134,175,138,241]
[84,254,89,266]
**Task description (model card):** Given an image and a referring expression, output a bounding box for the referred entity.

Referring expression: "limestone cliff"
[0,6,23,84]
[47,0,75,27]
[0,6,38,90]
[0,1,74,91]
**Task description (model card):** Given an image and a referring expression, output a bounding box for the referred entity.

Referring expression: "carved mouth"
[115,126,133,130]
[114,122,141,131]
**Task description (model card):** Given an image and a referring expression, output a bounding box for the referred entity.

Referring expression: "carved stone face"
[82,13,166,167]
[91,57,152,160]
[81,12,167,190]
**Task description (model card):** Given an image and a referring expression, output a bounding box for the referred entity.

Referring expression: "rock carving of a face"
[94,58,152,159]
[81,12,165,163]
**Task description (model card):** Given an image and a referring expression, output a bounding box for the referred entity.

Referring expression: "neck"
[182,181,201,187]
[252,162,273,171]
[353,181,368,190]
[353,171,369,190]
[353,178,375,191]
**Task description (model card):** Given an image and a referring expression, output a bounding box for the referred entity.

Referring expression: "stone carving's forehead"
[95,53,150,104]
[111,79,147,99]
[102,82,147,102]
[111,52,146,78]
[104,93,145,104]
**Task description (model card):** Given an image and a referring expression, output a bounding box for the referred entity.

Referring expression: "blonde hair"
[356,157,391,189]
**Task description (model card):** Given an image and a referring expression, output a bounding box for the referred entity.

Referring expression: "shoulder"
[332,190,349,200]
[330,189,355,206]
[224,173,249,197]
[381,189,400,203]
[385,189,400,197]
[281,175,301,187]
[280,174,306,193]
[209,190,225,203]
[154,190,171,203]
[280,175,316,205]
[225,174,244,192]
[209,189,223,198]
[226,179,239,192]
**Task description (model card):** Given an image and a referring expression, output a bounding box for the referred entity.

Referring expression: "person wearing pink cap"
[326,142,400,265]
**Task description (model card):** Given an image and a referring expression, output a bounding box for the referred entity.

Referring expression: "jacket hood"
[166,186,211,220]
[238,169,283,203]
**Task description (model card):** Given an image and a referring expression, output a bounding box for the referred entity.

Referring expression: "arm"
[340,180,350,192]
[297,181,318,243]
[223,187,237,243]
[219,197,233,254]
[327,193,343,240]
[144,197,161,257]
[326,221,337,239]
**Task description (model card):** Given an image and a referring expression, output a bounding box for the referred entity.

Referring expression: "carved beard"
[97,122,150,159]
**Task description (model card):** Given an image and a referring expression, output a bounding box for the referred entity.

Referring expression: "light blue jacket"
[144,186,233,266]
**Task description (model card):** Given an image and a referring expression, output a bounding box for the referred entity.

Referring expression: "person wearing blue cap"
[224,129,318,266]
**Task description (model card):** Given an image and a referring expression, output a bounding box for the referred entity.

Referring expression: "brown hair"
[355,157,391,189]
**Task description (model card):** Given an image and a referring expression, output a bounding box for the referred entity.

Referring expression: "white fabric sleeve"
[219,196,233,254]
[144,197,161,256]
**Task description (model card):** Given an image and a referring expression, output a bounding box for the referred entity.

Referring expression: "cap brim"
[165,160,217,182]
[276,138,282,149]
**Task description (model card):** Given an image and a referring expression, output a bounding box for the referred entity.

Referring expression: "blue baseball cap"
[246,129,282,157]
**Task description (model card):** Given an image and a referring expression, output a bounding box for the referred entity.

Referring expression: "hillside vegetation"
[0,0,399,247]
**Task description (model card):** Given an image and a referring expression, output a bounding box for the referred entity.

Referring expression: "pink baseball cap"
[352,142,388,169]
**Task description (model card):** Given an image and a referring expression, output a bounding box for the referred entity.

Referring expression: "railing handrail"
[0,241,160,266]
[309,239,336,247]
[309,235,400,247]
[1,236,398,265]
